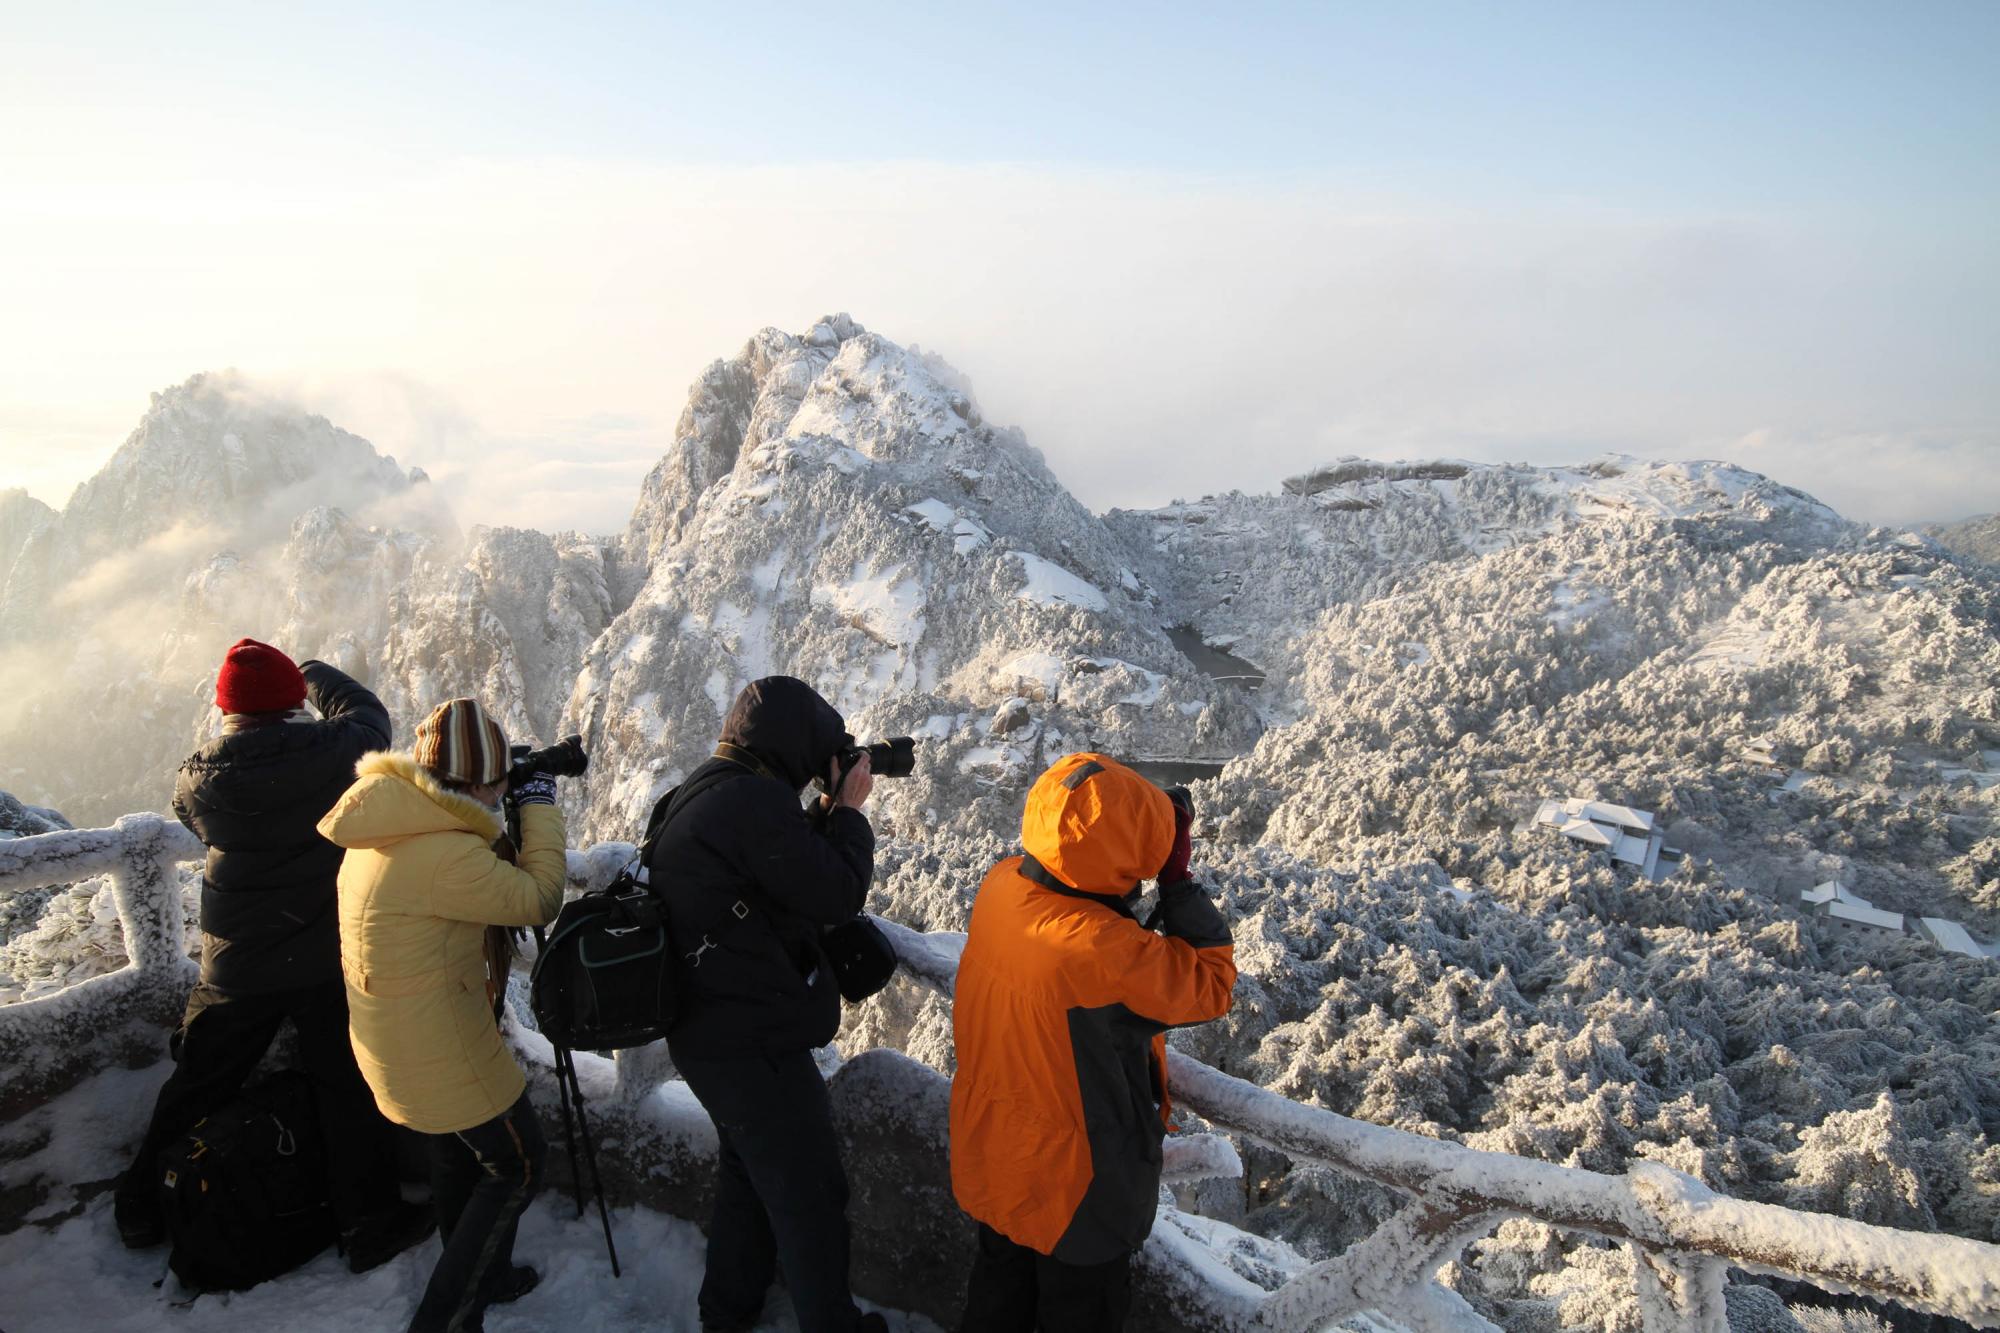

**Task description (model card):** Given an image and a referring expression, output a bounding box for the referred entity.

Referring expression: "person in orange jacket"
[949,753,1237,1332]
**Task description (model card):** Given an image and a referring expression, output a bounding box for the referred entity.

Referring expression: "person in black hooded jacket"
[114,640,431,1274]
[646,675,883,1333]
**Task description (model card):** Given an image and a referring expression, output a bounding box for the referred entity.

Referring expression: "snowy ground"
[0,1059,937,1333]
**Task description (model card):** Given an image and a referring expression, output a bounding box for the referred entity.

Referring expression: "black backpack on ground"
[528,766,742,1051]
[157,1069,334,1292]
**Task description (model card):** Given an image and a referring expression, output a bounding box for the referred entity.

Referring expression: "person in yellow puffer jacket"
[950,753,1237,1332]
[317,697,567,1333]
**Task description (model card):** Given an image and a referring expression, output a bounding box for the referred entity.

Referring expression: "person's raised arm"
[1071,901,1236,1029]
[300,659,391,754]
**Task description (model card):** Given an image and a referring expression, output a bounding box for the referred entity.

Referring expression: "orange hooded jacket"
[949,753,1237,1264]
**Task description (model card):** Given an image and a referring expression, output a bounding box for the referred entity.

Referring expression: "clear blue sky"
[4,2,1996,527]
[15,1,1995,205]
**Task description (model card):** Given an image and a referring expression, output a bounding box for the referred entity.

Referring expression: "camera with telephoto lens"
[837,736,915,779]
[506,735,590,788]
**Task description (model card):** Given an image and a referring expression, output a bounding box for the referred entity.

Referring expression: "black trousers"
[674,1047,864,1333]
[410,1090,546,1333]
[121,978,399,1229]
[959,1222,1133,1333]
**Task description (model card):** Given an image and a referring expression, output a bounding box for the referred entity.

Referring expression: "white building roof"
[1801,882,1884,910]
[1570,799,1654,833]
[1610,832,1653,867]
[1917,917,1986,958]
[1823,900,1904,933]
[1558,819,1613,848]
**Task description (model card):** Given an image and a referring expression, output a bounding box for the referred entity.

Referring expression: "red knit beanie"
[215,638,307,714]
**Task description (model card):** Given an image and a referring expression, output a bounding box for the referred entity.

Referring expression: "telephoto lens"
[506,735,590,788]
[861,737,916,778]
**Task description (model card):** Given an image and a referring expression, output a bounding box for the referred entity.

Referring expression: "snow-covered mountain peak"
[567,318,1262,842]
[623,316,870,573]
[62,371,419,559]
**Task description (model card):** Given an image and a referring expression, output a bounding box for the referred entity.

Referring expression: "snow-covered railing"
[8,827,1999,1330]
[0,815,201,1116]
[871,915,2000,1331]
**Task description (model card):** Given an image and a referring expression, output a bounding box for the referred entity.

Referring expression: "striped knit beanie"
[414,698,509,786]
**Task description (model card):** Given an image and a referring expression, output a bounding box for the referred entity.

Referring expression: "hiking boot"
[343,1200,437,1274]
[113,1173,165,1249]
[486,1264,539,1305]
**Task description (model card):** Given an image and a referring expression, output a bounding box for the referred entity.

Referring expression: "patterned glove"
[511,772,558,807]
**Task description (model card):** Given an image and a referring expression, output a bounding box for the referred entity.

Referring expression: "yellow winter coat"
[317,751,566,1134]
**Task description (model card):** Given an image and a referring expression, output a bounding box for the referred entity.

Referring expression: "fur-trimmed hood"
[317,750,504,849]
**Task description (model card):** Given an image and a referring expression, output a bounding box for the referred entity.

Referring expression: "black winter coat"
[174,661,390,993]
[650,678,875,1060]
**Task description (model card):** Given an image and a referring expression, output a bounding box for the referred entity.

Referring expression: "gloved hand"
[510,772,558,807]
[1158,787,1194,884]
[1156,878,1231,948]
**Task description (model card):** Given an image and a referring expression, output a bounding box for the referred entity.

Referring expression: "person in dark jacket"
[647,676,884,1333]
[114,639,432,1273]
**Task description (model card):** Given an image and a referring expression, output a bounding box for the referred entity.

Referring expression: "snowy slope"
[1926,512,2000,566]
[0,488,56,603]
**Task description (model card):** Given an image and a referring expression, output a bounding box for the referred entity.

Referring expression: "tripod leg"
[553,1046,585,1217]
[566,1063,622,1278]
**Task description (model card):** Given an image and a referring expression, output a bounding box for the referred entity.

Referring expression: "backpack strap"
[638,760,750,863]
[638,755,774,969]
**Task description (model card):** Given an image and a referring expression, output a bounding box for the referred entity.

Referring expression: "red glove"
[1158,789,1193,884]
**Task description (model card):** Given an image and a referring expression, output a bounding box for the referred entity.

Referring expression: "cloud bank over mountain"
[6,163,1993,533]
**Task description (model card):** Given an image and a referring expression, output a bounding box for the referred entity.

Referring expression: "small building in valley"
[1915,916,1993,960]
[1533,798,1684,881]
[1801,883,1905,941]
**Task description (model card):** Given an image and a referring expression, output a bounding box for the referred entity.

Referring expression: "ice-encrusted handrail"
[868,915,2000,1332]
[0,815,203,1115]
[7,828,1999,1330]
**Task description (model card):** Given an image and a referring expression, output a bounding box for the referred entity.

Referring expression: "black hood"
[719,676,850,791]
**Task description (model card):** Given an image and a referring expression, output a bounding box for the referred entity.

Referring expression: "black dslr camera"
[817,735,915,798]
[507,735,590,787]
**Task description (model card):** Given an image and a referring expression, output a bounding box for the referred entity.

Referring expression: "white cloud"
[0,159,1993,531]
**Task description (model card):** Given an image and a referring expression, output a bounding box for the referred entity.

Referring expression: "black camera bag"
[822,915,898,1002]
[158,1069,335,1292]
[530,876,676,1050]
